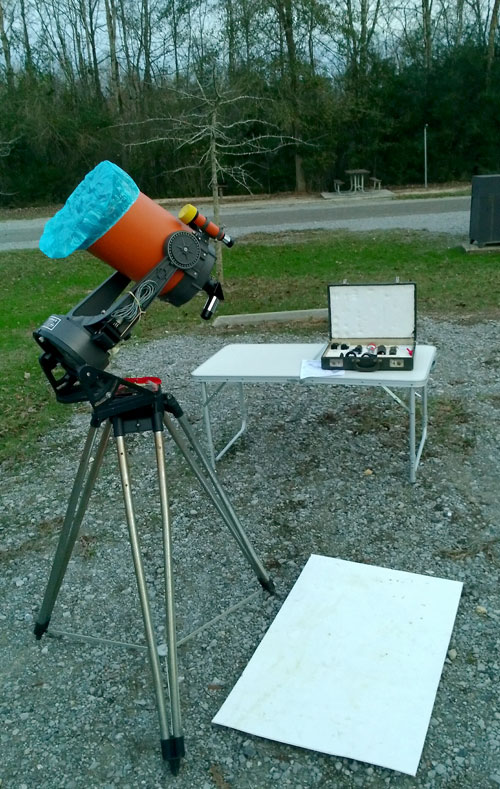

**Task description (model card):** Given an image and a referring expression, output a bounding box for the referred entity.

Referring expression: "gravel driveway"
[1,315,499,788]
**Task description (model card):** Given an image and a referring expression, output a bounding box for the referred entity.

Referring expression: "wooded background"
[0,0,499,205]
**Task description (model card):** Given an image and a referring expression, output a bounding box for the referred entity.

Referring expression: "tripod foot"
[34,618,50,640]
[161,736,185,774]
[260,576,276,595]
[168,758,181,776]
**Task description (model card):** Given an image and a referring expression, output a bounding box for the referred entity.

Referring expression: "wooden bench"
[333,179,344,193]
[370,177,382,190]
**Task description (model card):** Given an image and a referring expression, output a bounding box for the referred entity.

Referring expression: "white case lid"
[328,283,416,339]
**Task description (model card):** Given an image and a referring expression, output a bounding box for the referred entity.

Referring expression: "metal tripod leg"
[163,412,275,594]
[154,428,184,769]
[34,421,111,638]
[115,432,184,773]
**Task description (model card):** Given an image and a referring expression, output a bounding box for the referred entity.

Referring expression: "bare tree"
[35,0,78,89]
[332,0,382,76]
[120,76,301,280]
[273,0,306,191]
[78,0,103,97]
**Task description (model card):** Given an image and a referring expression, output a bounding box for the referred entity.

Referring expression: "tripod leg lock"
[162,392,183,419]
[34,618,51,640]
[161,735,185,774]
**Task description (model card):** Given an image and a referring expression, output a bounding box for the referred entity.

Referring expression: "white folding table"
[191,343,436,483]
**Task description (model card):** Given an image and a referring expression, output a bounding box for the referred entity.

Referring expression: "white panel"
[213,555,462,776]
[329,284,415,339]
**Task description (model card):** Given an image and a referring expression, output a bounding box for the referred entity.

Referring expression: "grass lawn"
[1,229,499,465]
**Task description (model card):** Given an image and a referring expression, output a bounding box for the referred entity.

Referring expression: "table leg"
[200,382,248,467]
[409,387,416,483]
[422,382,428,436]
[414,384,428,473]
[214,383,248,462]
[201,382,216,467]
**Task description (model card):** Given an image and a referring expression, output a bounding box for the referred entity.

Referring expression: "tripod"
[33,371,274,774]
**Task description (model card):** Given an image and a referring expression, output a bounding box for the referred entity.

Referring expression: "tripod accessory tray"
[321,282,416,372]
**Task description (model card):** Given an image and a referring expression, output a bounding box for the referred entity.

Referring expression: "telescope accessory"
[178,204,234,248]
[166,231,201,269]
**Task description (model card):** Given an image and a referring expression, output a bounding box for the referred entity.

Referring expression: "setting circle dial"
[166,231,201,269]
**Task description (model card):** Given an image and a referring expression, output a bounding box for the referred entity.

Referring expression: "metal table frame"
[191,343,436,483]
[345,168,370,192]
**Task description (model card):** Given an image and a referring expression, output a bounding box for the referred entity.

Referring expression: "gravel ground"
[1,315,499,789]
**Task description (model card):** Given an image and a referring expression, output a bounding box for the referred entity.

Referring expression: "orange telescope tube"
[89,193,190,295]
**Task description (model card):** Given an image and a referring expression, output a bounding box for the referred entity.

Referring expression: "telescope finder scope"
[179,204,234,248]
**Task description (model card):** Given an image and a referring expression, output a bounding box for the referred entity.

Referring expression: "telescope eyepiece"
[201,295,220,320]
[201,279,224,320]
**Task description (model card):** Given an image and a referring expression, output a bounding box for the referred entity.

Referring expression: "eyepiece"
[201,295,220,320]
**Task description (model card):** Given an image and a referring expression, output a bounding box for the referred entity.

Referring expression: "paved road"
[0,195,471,251]
[222,195,470,238]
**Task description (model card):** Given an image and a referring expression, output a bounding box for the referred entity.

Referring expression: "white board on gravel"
[213,554,462,776]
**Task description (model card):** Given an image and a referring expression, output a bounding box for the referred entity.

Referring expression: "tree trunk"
[171,0,180,84]
[89,4,102,98]
[274,0,304,192]
[422,0,433,69]
[343,0,382,79]
[455,0,464,44]
[117,0,136,100]
[210,108,224,283]
[307,3,315,74]
[486,0,500,79]
[295,153,306,192]
[19,0,33,72]
[225,0,236,77]
[0,0,14,90]
[105,0,122,110]
[142,0,152,87]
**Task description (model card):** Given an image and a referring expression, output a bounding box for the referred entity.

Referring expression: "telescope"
[32,162,275,773]
[34,161,228,404]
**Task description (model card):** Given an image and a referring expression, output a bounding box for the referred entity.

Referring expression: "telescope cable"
[112,281,157,329]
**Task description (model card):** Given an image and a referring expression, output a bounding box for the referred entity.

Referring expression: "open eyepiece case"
[321,282,416,372]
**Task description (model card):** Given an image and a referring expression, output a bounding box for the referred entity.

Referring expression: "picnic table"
[345,169,370,192]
